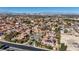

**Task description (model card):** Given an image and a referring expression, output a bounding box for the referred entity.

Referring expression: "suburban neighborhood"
[0,13,79,51]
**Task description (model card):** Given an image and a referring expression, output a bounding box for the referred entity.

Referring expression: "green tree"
[64,29,68,33]
[59,43,67,51]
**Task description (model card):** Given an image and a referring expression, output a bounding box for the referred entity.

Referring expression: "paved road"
[6,47,27,51]
[0,41,48,51]
[0,47,26,51]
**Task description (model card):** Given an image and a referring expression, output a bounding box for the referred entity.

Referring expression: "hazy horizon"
[0,7,79,14]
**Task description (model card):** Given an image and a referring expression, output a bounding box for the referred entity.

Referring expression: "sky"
[0,7,79,14]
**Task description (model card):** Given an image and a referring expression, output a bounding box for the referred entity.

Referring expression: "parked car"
[6,48,15,51]
[0,44,6,49]
[1,45,9,49]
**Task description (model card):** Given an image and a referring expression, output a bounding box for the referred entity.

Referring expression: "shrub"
[59,43,67,51]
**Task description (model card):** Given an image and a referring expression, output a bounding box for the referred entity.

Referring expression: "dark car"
[0,44,6,49]
[1,45,9,49]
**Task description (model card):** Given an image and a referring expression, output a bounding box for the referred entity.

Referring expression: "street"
[0,41,48,51]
